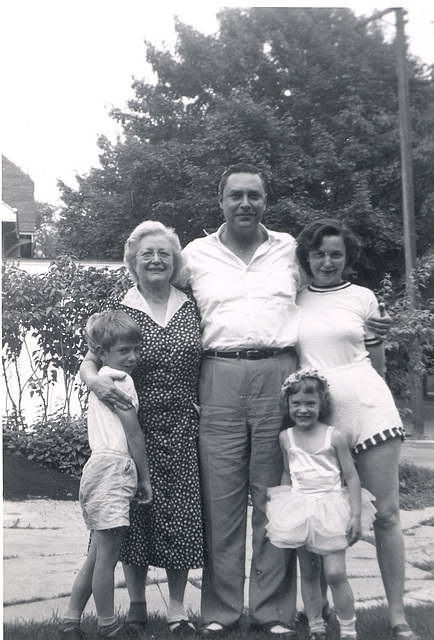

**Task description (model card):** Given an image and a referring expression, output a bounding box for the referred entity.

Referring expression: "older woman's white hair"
[124,220,188,288]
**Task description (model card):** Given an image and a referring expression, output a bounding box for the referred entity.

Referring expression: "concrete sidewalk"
[3,461,434,626]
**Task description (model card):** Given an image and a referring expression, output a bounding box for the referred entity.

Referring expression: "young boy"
[59,310,152,640]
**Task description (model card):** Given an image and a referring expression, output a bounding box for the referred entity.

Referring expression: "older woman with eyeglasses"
[80,221,203,638]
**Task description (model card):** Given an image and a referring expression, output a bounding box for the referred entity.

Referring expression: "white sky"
[2,1,433,205]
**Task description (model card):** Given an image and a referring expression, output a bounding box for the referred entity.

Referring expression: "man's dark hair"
[218,163,267,199]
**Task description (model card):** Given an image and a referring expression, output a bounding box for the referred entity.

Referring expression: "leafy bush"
[398,461,434,510]
[3,414,90,478]
[378,252,434,404]
[2,257,131,424]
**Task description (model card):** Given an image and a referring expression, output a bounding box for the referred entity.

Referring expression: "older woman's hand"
[80,349,134,411]
[91,373,134,411]
[367,303,392,340]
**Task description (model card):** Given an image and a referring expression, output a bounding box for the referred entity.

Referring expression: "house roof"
[2,155,36,233]
[1,200,17,224]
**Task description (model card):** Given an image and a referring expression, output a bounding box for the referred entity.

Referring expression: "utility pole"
[358,8,424,435]
[395,8,418,304]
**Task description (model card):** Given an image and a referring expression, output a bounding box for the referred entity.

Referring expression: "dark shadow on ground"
[3,451,79,500]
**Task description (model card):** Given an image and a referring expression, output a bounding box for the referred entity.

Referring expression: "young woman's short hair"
[85,310,142,353]
[296,218,360,278]
[280,372,331,425]
[124,220,187,288]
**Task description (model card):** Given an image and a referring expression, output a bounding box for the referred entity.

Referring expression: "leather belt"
[203,347,295,360]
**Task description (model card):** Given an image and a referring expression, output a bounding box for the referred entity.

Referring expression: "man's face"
[219,172,266,235]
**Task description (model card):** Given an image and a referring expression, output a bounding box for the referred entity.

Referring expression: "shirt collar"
[215,222,273,243]
[120,285,189,326]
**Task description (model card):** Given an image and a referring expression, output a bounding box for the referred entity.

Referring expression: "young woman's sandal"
[391,623,421,640]
[167,620,196,636]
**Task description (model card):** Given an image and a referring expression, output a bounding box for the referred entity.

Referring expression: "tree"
[33,201,62,258]
[56,7,433,289]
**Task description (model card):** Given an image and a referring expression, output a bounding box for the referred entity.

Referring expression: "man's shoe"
[168,620,196,636]
[196,622,233,638]
[250,621,297,639]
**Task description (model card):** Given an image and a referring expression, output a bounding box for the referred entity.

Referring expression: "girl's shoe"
[391,624,421,640]
[295,603,334,627]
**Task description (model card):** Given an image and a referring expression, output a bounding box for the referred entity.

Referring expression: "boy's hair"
[280,369,331,425]
[85,310,142,353]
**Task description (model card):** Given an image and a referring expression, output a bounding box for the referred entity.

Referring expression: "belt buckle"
[246,349,260,360]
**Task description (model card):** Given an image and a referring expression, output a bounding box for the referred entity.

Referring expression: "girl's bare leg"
[322,550,354,621]
[297,547,324,632]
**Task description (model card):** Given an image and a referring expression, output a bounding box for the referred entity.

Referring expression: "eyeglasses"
[138,250,172,261]
[309,251,345,261]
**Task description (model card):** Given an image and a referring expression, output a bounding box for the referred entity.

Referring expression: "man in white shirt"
[183,164,299,639]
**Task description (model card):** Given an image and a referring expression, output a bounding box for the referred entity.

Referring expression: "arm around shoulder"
[80,350,101,388]
[80,352,132,409]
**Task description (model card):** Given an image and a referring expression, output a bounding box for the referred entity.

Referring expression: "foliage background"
[3,254,433,475]
[4,8,433,471]
[44,7,434,291]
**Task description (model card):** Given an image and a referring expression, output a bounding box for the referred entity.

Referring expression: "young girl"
[266,370,376,640]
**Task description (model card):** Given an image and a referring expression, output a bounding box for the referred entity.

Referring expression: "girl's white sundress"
[266,426,376,555]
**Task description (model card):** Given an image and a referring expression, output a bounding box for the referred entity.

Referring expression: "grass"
[398,461,434,510]
[3,606,434,639]
[3,454,434,639]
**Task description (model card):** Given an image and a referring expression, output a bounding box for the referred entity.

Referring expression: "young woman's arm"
[366,342,386,378]
[332,429,362,547]
[80,350,133,410]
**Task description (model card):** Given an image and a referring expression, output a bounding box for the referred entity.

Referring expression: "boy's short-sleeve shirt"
[87,366,139,454]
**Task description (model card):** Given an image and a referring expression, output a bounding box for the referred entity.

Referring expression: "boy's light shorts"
[79,451,137,531]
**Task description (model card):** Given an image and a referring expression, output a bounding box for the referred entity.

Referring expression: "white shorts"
[79,451,137,531]
[323,361,404,452]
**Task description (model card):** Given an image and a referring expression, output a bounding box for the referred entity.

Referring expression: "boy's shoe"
[58,623,86,639]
